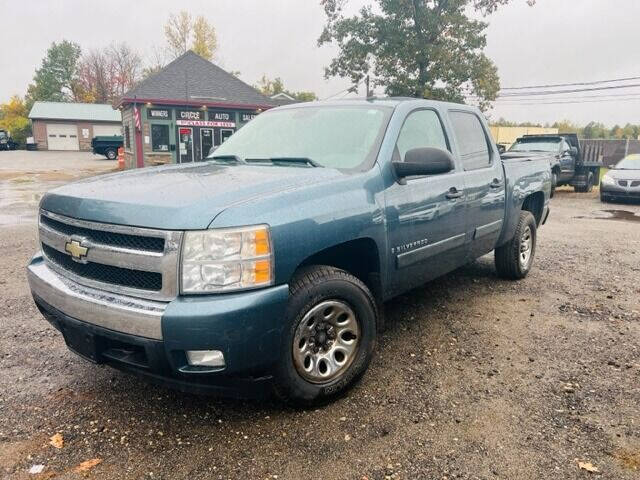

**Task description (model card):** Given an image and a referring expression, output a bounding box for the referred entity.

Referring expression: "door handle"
[445,187,463,199]
[490,178,504,189]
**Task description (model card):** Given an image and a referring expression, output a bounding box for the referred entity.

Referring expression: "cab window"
[449,111,491,171]
[396,109,449,161]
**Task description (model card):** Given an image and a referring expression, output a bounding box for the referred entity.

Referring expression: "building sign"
[177,109,204,121]
[176,119,236,128]
[147,108,171,119]
[209,110,233,122]
[240,111,259,123]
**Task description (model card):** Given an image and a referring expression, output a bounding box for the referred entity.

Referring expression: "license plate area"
[61,323,101,363]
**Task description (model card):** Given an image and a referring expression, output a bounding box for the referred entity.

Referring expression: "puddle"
[575,209,640,223]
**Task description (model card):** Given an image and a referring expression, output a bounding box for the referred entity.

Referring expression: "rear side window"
[449,111,491,170]
[396,109,448,161]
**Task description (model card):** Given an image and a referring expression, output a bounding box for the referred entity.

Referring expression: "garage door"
[93,125,122,137]
[47,124,79,151]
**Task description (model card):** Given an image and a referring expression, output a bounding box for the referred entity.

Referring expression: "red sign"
[176,119,236,128]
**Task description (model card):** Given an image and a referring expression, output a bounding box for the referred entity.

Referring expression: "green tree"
[0,95,31,145]
[582,121,609,139]
[552,120,579,134]
[25,40,82,109]
[164,11,218,61]
[255,75,318,102]
[318,0,531,110]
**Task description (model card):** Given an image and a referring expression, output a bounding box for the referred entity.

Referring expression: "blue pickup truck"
[28,98,551,405]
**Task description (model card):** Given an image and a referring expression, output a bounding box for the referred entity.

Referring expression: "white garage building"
[29,102,122,151]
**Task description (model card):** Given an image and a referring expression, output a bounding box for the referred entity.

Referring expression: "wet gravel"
[0,160,639,480]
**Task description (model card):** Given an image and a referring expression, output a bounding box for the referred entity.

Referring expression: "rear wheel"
[495,211,537,280]
[105,148,117,160]
[273,266,377,406]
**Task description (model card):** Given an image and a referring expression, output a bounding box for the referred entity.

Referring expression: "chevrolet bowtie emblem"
[65,239,89,261]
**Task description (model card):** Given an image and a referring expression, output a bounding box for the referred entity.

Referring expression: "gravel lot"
[0,153,639,479]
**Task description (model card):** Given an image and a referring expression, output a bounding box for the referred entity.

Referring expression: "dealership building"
[116,51,279,169]
[29,102,122,151]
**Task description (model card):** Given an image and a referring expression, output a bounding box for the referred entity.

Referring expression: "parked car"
[27,99,551,405]
[600,154,640,203]
[508,134,600,196]
[0,129,18,150]
[91,135,123,160]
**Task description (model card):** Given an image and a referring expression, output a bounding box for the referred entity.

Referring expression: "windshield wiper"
[209,155,244,163]
[245,157,321,168]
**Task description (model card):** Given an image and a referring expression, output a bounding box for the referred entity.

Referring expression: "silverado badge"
[65,238,89,262]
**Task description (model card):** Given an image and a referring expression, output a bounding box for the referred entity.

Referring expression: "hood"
[605,168,640,180]
[40,162,343,229]
[501,151,557,161]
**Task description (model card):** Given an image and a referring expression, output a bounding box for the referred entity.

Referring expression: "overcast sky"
[1,0,639,126]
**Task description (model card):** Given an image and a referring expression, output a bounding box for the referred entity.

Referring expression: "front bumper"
[27,254,290,396]
[600,183,640,201]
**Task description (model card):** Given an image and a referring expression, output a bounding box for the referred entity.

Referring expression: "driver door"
[384,109,467,296]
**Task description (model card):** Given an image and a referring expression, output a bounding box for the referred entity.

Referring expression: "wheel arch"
[521,191,545,226]
[295,237,383,300]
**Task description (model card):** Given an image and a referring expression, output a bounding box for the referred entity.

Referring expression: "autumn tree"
[75,43,141,103]
[255,75,318,102]
[0,96,30,145]
[164,11,218,61]
[318,0,533,110]
[26,40,82,108]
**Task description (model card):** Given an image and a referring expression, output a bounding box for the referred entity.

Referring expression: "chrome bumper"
[27,255,166,340]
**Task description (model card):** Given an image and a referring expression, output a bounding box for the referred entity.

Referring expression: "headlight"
[601,174,615,186]
[181,225,273,293]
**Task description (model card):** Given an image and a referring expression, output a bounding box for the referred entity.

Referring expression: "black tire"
[550,172,557,198]
[495,211,537,280]
[105,148,117,160]
[574,172,594,193]
[272,265,378,407]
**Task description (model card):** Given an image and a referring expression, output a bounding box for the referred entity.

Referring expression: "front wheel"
[495,211,537,280]
[273,265,378,406]
[550,172,557,198]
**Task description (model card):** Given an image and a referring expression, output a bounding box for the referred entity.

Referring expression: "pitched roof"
[118,51,277,109]
[28,101,121,122]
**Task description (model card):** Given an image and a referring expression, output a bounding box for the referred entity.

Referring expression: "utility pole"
[365,75,371,98]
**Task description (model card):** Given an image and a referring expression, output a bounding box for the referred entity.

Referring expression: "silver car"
[600,154,640,203]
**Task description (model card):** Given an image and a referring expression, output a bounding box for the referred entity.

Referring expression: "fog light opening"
[186,350,226,368]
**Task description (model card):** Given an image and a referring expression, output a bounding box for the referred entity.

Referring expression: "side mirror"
[569,146,578,156]
[393,147,455,178]
[496,144,506,154]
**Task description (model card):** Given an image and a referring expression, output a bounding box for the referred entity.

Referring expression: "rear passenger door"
[447,110,506,260]
[384,109,468,296]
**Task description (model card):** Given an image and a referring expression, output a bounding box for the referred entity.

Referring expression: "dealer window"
[396,109,448,161]
[124,125,131,149]
[449,111,491,170]
[151,124,170,152]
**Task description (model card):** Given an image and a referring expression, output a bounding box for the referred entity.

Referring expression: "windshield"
[615,154,640,169]
[509,140,560,153]
[209,105,392,170]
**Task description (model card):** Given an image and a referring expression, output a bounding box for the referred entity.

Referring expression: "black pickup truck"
[91,135,123,160]
[0,129,18,150]
[507,134,600,196]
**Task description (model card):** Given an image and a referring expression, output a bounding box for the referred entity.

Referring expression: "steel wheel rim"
[519,226,533,268]
[292,300,361,384]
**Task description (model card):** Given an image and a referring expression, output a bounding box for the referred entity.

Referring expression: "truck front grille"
[40,215,165,252]
[42,244,162,291]
[38,210,183,301]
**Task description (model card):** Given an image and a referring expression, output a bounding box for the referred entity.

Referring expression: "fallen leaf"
[28,464,45,474]
[578,461,599,473]
[74,458,102,473]
[49,433,64,449]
